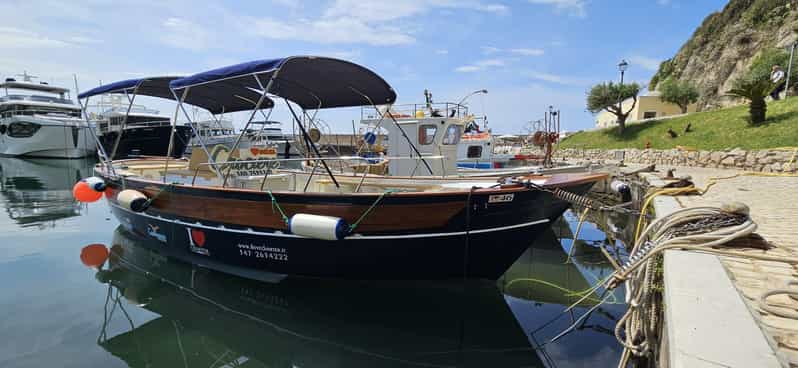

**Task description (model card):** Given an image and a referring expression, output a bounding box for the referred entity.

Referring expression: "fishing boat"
[85,56,606,280]
[357,96,589,178]
[80,77,193,159]
[0,74,97,158]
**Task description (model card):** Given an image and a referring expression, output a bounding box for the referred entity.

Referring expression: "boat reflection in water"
[0,157,95,228]
[88,222,625,367]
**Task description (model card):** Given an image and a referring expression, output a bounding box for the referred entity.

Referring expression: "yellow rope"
[634,169,798,242]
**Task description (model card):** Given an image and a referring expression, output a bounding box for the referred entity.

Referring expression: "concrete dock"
[637,165,798,367]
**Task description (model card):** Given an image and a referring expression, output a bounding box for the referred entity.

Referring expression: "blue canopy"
[170,56,396,110]
[78,76,274,114]
[78,77,180,100]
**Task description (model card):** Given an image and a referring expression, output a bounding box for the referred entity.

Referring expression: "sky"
[0,0,729,134]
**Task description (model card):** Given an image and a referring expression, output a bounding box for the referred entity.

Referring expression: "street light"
[457,89,488,106]
[617,59,629,124]
[618,59,628,84]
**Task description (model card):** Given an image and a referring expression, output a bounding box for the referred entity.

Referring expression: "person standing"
[771,64,786,100]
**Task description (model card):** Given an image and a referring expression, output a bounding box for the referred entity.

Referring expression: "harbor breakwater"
[555,147,797,173]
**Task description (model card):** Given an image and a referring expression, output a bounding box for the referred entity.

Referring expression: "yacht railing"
[0,94,75,105]
[0,109,82,119]
[96,119,173,132]
[360,103,469,120]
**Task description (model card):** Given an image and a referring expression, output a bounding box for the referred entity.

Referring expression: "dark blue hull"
[112,203,558,280]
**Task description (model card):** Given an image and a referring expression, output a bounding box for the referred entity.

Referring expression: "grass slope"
[560,98,798,150]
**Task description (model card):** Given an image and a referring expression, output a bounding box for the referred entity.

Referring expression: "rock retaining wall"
[555,148,797,173]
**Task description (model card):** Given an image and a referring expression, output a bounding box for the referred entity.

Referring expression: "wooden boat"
[89,56,606,280]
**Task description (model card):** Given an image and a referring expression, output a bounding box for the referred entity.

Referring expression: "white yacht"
[0,74,96,158]
[186,118,238,149]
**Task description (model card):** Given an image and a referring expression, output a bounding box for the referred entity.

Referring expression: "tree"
[587,82,641,133]
[659,78,699,114]
[727,75,775,125]
[748,48,797,82]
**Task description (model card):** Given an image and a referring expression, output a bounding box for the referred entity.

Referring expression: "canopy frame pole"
[171,87,222,180]
[219,73,273,187]
[163,95,183,182]
[109,85,140,160]
[77,95,116,176]
[252,108,275,145]
[349,86,433,175]
[283,98,340,188]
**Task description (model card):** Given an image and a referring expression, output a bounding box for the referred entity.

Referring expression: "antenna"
[14,71,37,82]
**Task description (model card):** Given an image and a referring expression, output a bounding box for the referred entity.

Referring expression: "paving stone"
[637,164,798,366]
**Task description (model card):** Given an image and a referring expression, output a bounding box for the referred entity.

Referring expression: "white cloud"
[481,46,501,54]
[435,49,449,54]
[510,48,544,56]
[68,36,102,45]
[0,27,71,49]
[523,70,593,86]
[455,58,506,72]
[527,0,587,17]
[482,46,544,56]
[161,17,211,51]
[245,0,508,46]
[455,65,481,72]
[247,17,415,46]
[628,55,662,71]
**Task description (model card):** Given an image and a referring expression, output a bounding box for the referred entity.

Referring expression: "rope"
[266,190,290,225]
[348,190,395,232]
[634,170,798,242]
[564,207,590,264]
[141,183,176,210]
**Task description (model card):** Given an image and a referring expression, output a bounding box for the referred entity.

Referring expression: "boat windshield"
[0,103,81,118]
[0,94,75,105]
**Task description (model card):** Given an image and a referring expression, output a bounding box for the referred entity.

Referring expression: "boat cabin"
[91,95,171,135]
[360,103,470,177]
[0,77,81,119]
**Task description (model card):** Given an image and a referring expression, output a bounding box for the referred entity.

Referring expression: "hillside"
[649,0,798,109]
[559,97,798,150]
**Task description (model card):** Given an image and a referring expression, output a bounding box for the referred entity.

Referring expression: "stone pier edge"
[641,173,781,368]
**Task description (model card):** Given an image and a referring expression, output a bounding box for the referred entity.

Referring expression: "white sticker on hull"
[488,194,514,203]
[237,243,288,262]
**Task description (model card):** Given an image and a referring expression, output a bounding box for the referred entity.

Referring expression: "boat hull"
[99,125,192,159]
[0,117,97,158]
[104,176,597,280]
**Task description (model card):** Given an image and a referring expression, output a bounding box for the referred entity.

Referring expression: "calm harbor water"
[0,157,628,368]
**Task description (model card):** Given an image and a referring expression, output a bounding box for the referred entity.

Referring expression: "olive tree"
[659,78,699,114]
[587,82,641,133]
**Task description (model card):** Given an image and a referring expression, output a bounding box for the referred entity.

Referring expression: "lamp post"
[617,59,628,124]
[456,89,488,107]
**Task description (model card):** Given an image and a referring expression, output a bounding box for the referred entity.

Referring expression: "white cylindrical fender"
[117,189,149,212]
[289,214,349,240]
[84,176,107,192]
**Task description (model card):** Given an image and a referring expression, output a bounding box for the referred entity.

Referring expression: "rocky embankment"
[555,148,796,173]
[649,0,798,109]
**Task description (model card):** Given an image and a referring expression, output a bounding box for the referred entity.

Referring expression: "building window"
[467,145,483,158]
[418,125,437,145]
[643,111,657,119]
[442,125,462,145]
